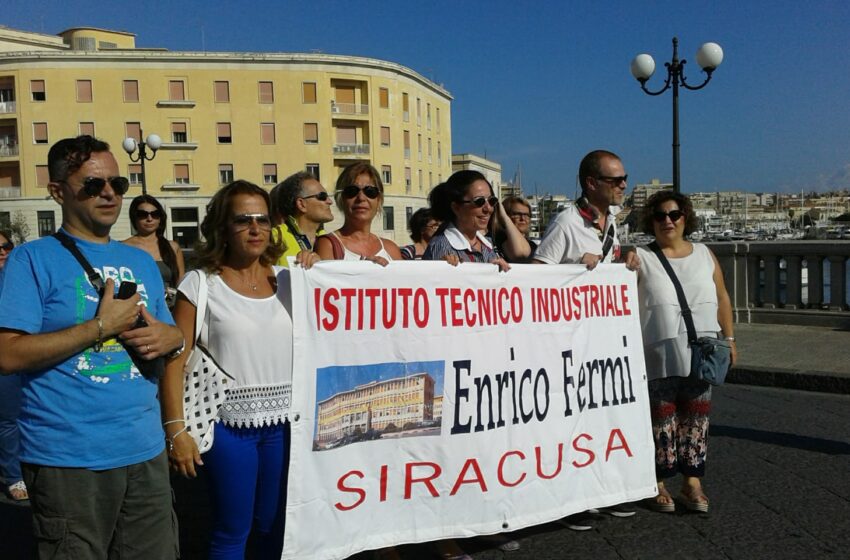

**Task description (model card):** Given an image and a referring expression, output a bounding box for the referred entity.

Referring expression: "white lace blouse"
[178,267,292,428]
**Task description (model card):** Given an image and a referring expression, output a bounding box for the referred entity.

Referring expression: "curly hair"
[639,190,699,236]
[333,162,383,212]
[194,180,284,272]
[47,135,111,182]
[428,170,492,224]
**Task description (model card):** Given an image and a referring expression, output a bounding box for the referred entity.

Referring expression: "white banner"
[283,261,655,560]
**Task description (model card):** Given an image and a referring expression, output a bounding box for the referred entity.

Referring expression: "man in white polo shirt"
[535,149,639,270]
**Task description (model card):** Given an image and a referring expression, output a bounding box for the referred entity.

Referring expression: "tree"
[9,211,30,245]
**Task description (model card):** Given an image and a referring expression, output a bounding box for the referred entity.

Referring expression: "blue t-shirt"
[0,230,174,469]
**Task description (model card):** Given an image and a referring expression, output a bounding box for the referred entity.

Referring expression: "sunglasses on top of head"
[135,209,162,220]
[66,176,131,198]
[230,213,272,232]
[460,195,499,208]
[652,210,685,223]
[300,191,330,202]
[341,184,380,199]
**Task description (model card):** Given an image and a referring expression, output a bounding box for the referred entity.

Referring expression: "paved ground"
[2,323,849,559]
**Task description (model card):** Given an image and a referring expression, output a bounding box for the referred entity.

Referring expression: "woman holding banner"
[636,191,737,514]
[423,171,527,267]
[161,180,315,559]
[315,162,403,263]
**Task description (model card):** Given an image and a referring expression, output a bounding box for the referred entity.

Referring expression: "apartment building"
[0,25,452,245]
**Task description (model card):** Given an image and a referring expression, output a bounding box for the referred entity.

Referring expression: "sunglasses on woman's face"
[653,210,685,223]
[0,241,13,252]
[230,213,272,232]
[135,209,162,220]
[461,196,499,208]
[68,176,131,198]
[342,184,380,199]
[300,191,330,201]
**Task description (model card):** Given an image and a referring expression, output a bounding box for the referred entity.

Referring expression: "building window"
[380,126,391,147]
[258,81,274,104]
[261,123,276,145]
[429,171,432,188]
[263,164,277,185]
[406,206,413,225]
[383,206,394,231]
[304,123,318,144]
[217,122,232,144]
[306,163,320,181]
[76,80,92,102]
[437,141,442,164]
[168,80,185,101]
[31,80,46,101]
[428,138,432,163]
[79,122,95,137]
[405,167,411,190]
[436,107,440,132]
[403,131,410,159]
[33,122,48,144]
[35,165,49,187]
[123,80,139,102]
[416,98,421,124]
[37,211,56,237]
[174,164,190,184]
[128,164,143,184]
[219,164,234,185]
[214,81,229,103]
[171,207,200,250]
[417,134,422,161]
[402,93,409,122]
[171,122,187,143]
[125,122,141,142]
[379,87,389,109]
[418,170,423,192]
[381,165,392,185]
[302,82,317,103]
[0,212,9,231]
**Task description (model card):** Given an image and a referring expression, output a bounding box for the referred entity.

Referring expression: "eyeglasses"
[460,196,499,208]
[67,176,131,198]
[230,213,272,232]
[508,211,531,220]
[652,210,685,223]
[341,184,380,199]
[300,191,330,202]
[135,209,162,220]
[0,241,13,252]
[424,222,440,231]
[596,175,628,187]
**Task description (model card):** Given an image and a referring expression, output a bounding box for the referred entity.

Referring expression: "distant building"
[528,194,571,239]
[631,178,673,217]
[451,153,502,197]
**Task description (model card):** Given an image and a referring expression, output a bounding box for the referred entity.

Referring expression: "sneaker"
[599,503,637,518]
[559,512,594,531]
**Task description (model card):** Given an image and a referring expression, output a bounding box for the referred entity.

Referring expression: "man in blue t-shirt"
[0,136,184,559]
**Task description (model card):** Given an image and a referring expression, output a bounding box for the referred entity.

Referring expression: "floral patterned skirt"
[648,375,712,478]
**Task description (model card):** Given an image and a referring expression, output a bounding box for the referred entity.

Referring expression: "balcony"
[0,143,19,158]
[0,100,15,114]
[331,101,369,116]
[0,186,21,198]
[333,143,370,157]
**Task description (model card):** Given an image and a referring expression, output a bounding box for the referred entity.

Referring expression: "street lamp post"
[630,38,723,193]
[122,132,162,195]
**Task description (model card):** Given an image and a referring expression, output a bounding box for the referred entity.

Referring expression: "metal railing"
[709,241,850,328]
[0,143,19,157]
[331,101,369,116]
[0,100,16,114]
[333,143,370,156]
[0,186,21,198]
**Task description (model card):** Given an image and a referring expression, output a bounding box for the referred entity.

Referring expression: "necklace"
[223,267,263,291]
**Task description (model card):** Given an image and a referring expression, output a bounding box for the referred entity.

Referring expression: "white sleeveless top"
[332,231,393,261]
[178,267,292,427]
[636,243,721,380]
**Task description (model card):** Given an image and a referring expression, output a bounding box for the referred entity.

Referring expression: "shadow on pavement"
[711,424,850,455]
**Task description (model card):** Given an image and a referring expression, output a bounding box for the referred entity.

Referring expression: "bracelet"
[725,336,736,342]
[166,426,189,453]
[93,316,104,352]
[165,339,186,360]
[162,419,185,427]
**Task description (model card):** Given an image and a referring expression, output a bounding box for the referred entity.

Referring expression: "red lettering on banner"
[314,288,322,331]
[621,284,631,315]
[404,462,442,499]
[321,288,340,331]
[335,471,366,511]
[535,443,564,479]
[449,458,488,495]
[497,450,526,487]
[379,464,388,502]
[571,433,595,468]
[414,288,429,327]
[605,428,633,460]
[435,287,450,326]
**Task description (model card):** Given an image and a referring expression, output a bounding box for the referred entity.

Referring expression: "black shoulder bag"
[54,231,165,380]
[648,241,731,385]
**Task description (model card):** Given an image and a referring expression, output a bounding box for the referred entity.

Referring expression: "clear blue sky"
[6,0,850,195]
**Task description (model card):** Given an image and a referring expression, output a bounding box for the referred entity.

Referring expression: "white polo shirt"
[535,204,621,265]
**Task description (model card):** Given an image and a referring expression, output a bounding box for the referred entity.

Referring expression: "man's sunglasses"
[596,175,628,187]
[461,196,499,208]
[69,176,131,198]
[230,213,272,232]
[341,185,380,199]
[135,209,162,220]
[653,210,686,223]
[0,241,13,252]
[300,191,330,201]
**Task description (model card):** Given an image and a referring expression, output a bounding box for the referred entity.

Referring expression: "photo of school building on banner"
[284,260,657,560]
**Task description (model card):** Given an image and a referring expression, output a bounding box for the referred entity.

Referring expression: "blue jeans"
[204,421,289,560]
[0,373,22,485]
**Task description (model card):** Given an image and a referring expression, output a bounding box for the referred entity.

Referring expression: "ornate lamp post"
[122,132,162,195]
[630,38,724,193]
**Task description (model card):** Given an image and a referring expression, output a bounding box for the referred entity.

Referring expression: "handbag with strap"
[182,269,234,453]
[647,242,731,386]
